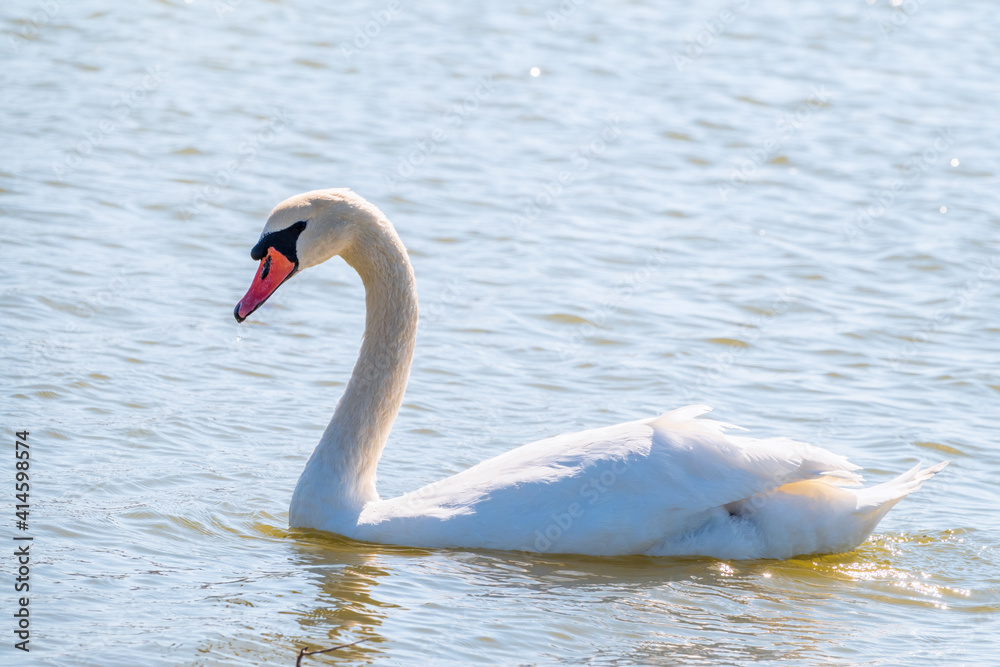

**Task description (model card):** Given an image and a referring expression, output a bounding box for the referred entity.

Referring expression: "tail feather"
[856,461,949,509]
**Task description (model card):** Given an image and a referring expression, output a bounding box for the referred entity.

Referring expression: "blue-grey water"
[2,0,998,665]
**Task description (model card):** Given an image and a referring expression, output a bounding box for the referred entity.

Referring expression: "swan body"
[235,188,946,559]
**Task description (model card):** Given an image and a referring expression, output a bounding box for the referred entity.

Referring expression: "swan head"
[234,188,373,322]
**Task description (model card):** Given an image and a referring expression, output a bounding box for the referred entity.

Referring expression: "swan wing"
[357,406,864,555]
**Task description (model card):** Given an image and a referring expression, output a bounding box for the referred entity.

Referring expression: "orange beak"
[234,248,297,323]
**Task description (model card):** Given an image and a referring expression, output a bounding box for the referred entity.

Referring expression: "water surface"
[2,0,998,664]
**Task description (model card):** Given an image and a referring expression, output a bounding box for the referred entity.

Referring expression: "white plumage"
[236,188,946,559]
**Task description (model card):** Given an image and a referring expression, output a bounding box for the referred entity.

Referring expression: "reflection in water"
[287,532,418,661]
[275,527,997,665]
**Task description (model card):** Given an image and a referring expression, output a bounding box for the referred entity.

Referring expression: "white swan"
[234,188,946,559]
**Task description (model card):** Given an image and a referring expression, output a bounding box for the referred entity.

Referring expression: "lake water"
[2,0,998,664]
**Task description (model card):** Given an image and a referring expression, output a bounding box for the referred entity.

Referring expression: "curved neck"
[308,219,418,511]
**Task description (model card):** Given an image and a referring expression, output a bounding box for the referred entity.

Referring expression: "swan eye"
[250,220,309,261]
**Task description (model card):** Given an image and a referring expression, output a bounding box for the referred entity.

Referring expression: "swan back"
[354,406,945,559]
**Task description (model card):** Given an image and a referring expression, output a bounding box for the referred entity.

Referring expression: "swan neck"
[321,220,417,507]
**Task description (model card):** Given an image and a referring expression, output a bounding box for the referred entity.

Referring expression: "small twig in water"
[295,638,368,666]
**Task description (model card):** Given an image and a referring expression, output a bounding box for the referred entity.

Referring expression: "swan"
[234,188,946,559]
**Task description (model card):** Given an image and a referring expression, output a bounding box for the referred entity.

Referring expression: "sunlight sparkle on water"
[714,563,736,577]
